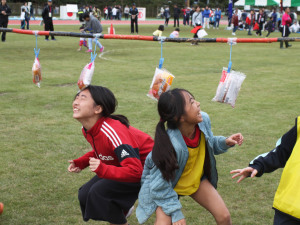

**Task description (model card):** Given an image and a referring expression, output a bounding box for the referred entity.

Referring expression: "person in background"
[256,9,265,36]
[190,6,196,27]
[169,27,180,38]
[231,116,300,225]
[153,25,164,37]
[20,8,26,29]
[247,9,255,35]
[82,12,104,53]
[0,0,12,42]
[124,5,129,20]
[214,7,221,29]
[77,25,88,51]
[21,2,30,29]
[202,6,210,29]
[173,4,181,27]
[164,6,170,26]
[129,3,138,34]
[42,0,56,41]
[30,4,35,20]
[272,8,277,29]
[232,9,239,35]
[280,7,292,49]
[265,16,274,37]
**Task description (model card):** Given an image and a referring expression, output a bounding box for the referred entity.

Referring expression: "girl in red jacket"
[68,85,154,225]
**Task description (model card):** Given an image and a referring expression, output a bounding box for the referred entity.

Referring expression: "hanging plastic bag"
[32,57,42,88]
[212,67,246,108]
[77,61,95,90]
[197,29,208,38]
[147,67,175,100]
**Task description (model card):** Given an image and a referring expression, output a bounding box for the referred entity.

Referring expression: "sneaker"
[125,206,134,219]
[85,49,93,53]
[100,46,104,53]
[45,39,49,41]
[51,38,57,41]
[232,32,236,36]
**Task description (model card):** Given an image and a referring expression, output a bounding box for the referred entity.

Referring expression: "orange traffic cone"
[109,24,115,34]
[0,202,4,215]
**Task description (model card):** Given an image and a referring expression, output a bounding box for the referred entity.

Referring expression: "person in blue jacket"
[202,6,211,29]
[136,88,244,225]
[214,7,222,29]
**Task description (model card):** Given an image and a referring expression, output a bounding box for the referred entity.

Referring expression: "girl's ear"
[94,105,103,115]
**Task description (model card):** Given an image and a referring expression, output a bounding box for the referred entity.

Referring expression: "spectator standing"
[214,7,221,29]
[241,10,247,29]
[272,8,277,29]
[232,9,239,35]
[265,17,274,37]
[280,7,292,49]
[112,6,117,20]
[124,5,129,20]
[182,7,187,25]
[163,6,170,26]
[247,10,255,35]
[190,6,195,27]
[20,8,25,29]
[42,0,56,41]
[30,4,35,20]
[202,6,210,29]
[103,6,107,20]
[185,7,191,25]
[107,6,112,20]
[256,9,265,36]
[118,6,122,20]
[173,4,181,27]
[21,2,30,30]
[129,3,138,34]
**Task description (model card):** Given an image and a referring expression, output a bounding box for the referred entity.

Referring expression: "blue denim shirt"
[136,112,232,224]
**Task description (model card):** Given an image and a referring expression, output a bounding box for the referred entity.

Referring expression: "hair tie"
[160,118,165,123]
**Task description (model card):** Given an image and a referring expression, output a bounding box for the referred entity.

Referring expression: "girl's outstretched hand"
[226,133,244,146]
[230,167,258,183]
[89,157,101,172]
[68,160,81,173]
[173,219,186,225]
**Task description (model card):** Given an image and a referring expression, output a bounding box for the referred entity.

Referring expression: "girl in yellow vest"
[231,116,300,225]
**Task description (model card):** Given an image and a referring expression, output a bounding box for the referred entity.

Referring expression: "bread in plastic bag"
[77,61,95,90]
[147,67,175,100]
[32,57,42,88]
[212,67,246,107]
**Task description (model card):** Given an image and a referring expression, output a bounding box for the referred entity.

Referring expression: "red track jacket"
[73,117,154,183]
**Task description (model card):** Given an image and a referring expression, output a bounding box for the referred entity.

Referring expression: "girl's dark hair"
[78,85,130,127]
[158,25,165,31]
[152,88,193,181]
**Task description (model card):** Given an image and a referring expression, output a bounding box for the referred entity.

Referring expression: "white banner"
[60,4,78,20]
[137,7,146,21]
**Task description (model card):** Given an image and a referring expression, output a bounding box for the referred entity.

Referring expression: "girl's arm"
[73,150,95,170]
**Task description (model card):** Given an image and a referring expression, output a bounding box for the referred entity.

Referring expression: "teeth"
[73,108,79,112]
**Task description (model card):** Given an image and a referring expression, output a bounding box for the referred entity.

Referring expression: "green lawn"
[0,24,299,225]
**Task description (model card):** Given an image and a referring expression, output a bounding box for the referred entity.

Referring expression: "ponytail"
[152,120,179,181]
[152,88,192,181]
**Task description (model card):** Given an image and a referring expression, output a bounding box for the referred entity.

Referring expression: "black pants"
[165,18,169,26]
[78,176,140,224]
[25,16,30,29]
[44,20,55,40]
[0,19,8,41]
[280,25,291,48]
[174,16,179,27]
[125,13,129,20]
[131,17,138,33]
[274,209,300,225]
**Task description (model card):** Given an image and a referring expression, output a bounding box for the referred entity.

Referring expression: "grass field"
[0,23,299,225]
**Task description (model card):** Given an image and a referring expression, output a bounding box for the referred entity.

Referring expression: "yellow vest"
[273,116,300,219]
[174,132,205,196]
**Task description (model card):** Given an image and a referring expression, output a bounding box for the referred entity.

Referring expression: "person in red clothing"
[232,9,239,36]
[280,7,292,49]
[68,85,154,225]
